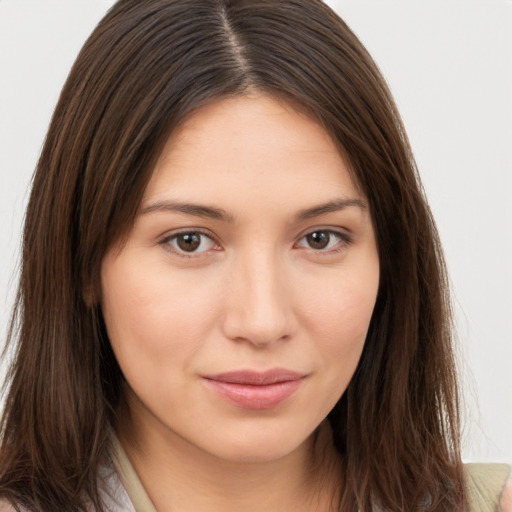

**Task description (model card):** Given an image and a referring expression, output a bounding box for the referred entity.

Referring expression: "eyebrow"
[141,200,235,222]
[296,198,367,220]
[140,197,366,222]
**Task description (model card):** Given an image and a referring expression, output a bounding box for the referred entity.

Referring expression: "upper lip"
[202,369,307,385]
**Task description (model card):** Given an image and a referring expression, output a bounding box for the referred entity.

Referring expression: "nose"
[221,249,295,347]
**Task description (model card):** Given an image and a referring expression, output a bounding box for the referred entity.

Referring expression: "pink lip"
[202,369,306,410]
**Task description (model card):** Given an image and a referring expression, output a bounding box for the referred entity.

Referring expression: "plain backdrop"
[1,0,511,464]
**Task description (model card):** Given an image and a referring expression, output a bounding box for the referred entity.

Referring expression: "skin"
[101,94,380,511]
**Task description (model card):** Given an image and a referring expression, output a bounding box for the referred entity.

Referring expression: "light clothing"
[1,437,511,511]
[107,437,512,512]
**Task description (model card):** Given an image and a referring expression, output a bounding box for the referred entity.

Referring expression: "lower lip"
[203,378,303,410]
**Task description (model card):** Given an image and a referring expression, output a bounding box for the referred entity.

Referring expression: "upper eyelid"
[158,226,350,238]
[159,228,218,244]
[296,226,352,240]
[299,229,349,239]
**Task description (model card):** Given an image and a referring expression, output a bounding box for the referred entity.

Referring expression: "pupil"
[177,233,201,252]
[307,231,329,249]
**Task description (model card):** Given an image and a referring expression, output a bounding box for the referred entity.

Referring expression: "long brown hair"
[0,1,466,510]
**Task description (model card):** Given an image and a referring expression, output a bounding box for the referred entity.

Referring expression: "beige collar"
[110,435,158,512]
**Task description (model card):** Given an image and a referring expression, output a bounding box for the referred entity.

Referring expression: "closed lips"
[202,369,306,385]
[202,369,307,409]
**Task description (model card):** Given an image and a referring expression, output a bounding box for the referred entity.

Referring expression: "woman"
[0,1,509,511]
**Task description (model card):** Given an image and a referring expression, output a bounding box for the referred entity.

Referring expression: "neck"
[116,400,342,512]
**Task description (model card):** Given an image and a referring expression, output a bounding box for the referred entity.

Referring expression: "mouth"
[201,369,307,410]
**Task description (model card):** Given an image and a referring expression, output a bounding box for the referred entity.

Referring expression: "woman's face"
[101,94,379,463]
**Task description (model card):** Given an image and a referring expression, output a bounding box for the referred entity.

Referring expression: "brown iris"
[306,231,330,249]
[176,233,202,252]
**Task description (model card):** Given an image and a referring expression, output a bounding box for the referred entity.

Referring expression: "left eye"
[163,232,217,254]
[296,230,347,251]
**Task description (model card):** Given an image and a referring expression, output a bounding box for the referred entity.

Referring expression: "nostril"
[222,301,293,346]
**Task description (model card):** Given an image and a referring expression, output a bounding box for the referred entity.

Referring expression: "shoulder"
[465,463,512,512]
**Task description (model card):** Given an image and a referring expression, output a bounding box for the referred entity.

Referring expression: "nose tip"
[227,310,291,347]
[221,258,294,347]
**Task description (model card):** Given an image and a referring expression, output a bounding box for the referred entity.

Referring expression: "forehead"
[143,93,362,215]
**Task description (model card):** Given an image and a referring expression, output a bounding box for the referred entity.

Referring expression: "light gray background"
[1,0,511,463]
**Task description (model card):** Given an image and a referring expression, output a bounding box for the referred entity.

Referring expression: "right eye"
[160,231,218,255]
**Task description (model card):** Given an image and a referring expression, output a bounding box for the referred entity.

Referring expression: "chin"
[197,423,317,464]
[210,443,300,464]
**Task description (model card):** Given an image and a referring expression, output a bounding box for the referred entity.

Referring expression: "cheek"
[100,253,220,374]
[317,294,373,370]
[297,261,379,379]
[316,288,376,406]
[302,266,378,338]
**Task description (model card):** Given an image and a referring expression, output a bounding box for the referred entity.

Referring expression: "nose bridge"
[223,244,292,345]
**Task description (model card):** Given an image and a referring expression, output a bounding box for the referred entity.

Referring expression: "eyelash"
[294,229,353,254]
[158,229,220,258]
[158,228,353,258]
